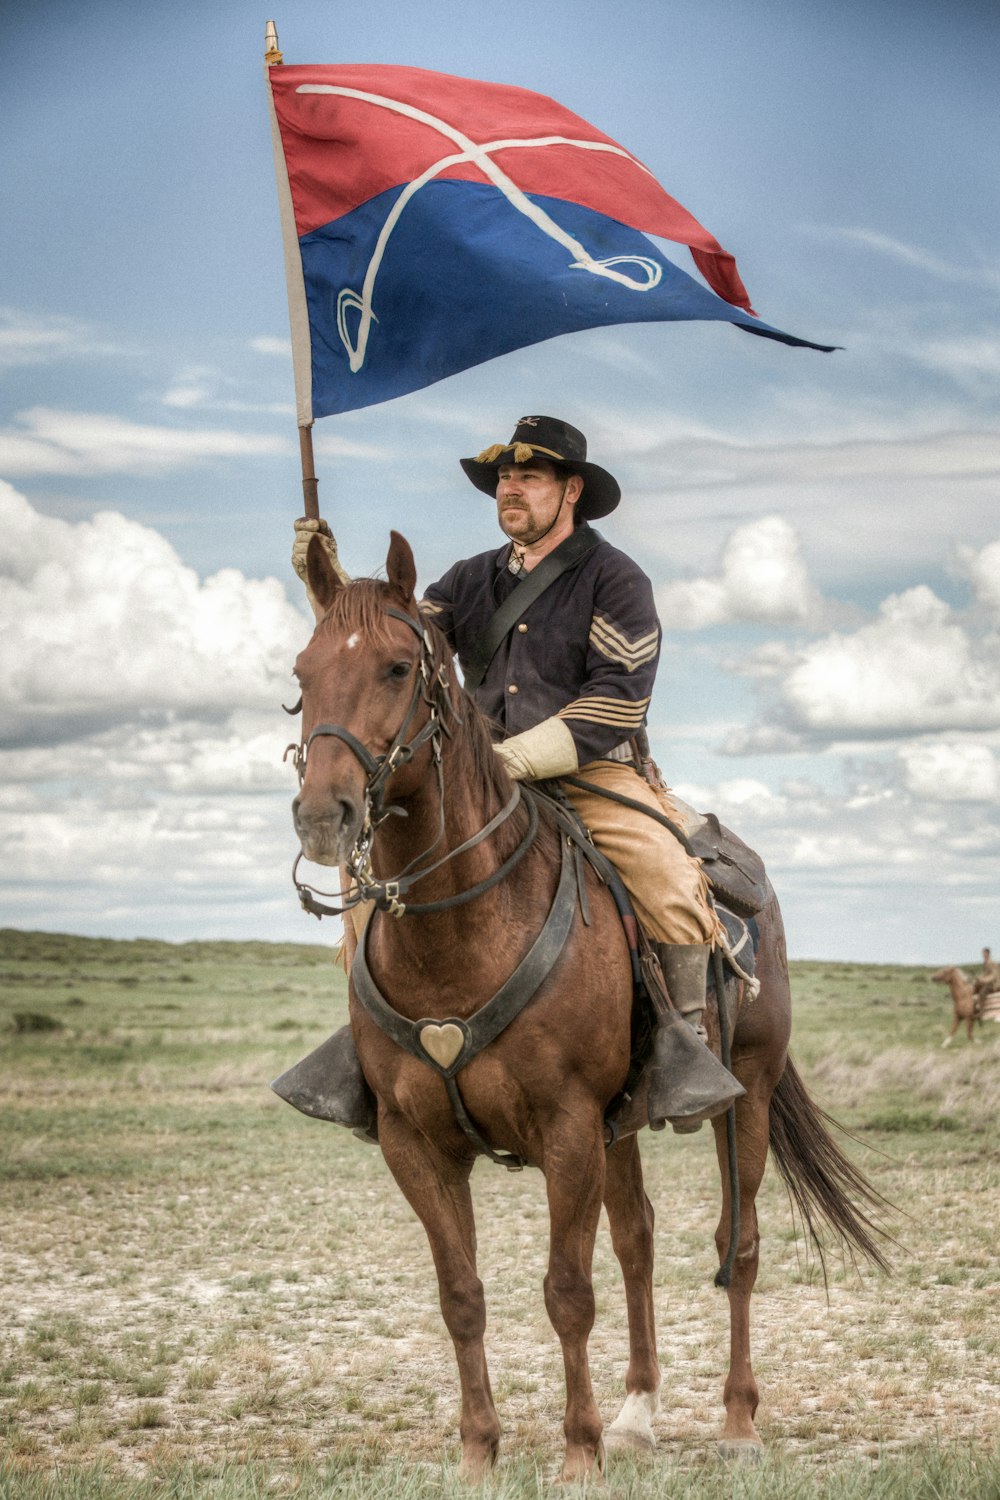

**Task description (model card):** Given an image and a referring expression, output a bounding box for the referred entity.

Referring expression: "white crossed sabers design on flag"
[298,85,664,373]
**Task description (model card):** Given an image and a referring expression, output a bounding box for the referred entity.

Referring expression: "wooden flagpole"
[265,20,326,530]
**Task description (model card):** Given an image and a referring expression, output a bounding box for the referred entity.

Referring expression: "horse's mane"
[317,577,515,816]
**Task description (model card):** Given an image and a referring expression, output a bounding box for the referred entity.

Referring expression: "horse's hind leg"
[602,1133,661,1453]
[542,1106,608,1482]
[377,1113,500,1480]
[711,1086,770,1459]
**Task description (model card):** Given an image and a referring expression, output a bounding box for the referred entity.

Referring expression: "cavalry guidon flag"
[266,63,834,421]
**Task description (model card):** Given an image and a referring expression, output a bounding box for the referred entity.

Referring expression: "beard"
[499,488,567,545]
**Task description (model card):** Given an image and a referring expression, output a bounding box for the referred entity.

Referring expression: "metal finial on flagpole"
[264,21,283,65]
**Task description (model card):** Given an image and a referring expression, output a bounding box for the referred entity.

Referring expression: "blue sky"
[2,0,998,961]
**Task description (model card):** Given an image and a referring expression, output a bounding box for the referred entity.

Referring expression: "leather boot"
[271,1025,378,1144]
[647,942,744,1134]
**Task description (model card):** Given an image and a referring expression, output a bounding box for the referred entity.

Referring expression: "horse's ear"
[386,531,417,604]
[306,533,344,613]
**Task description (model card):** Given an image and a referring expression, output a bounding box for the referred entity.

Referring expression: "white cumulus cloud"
[719,534,1000,754]
[0,481,309,743]
[957,536,1000,616]
[898,741,1000,803]
[657,515,821,629]
[778,585,999,736]
[0,483,319,940]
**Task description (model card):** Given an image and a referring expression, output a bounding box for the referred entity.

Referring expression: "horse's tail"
[768,1055,894,1277]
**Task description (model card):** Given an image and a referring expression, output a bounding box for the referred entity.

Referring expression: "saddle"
[531,783,761,1041]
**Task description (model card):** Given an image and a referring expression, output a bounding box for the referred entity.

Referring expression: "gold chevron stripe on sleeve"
[557,694,651,728]
[419,598,445,616]
[588,614,659,672]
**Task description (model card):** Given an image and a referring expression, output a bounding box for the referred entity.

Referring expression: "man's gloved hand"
[493,717,579,781]
[292,518,350,619]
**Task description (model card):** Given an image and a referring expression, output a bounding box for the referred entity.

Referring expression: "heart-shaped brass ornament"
[418,1022,466,1070]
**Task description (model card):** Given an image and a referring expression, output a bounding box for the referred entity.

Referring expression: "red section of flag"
[269,63,754,313]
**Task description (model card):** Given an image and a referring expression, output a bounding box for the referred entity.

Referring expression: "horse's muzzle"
[292,792,361,867]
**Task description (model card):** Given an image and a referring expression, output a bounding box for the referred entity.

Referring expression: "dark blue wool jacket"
[421,524,661,766]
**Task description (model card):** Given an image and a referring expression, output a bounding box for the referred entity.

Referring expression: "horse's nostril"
[292,791,357,838]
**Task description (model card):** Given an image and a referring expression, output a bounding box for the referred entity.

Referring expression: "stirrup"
[271,1024,378,1144]
[645,1009,744,1133]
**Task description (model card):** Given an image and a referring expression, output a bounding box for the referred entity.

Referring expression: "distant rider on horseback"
[291,415,741,1133]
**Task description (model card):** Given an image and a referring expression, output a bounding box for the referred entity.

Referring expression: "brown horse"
[288,532,890,1480]
[932,966,981,1045]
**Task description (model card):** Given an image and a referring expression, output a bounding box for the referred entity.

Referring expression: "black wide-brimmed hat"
[459,415,621,519]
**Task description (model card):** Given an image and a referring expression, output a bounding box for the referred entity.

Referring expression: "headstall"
[286,606,534,918]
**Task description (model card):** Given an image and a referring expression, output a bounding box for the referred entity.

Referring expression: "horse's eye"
[389,660,412,680]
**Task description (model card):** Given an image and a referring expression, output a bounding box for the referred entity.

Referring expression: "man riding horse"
[973,947,999,1006]
[290,415,741,1134]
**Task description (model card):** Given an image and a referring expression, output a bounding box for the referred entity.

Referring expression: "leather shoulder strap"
[462,526,602,693]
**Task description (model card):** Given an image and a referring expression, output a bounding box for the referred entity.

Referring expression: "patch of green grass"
[1,1446,1000,1498]
[10,1012,64,1033]
[130,1373,168,1399]
[126,1402,166,1430]
[862,1110,962,1133]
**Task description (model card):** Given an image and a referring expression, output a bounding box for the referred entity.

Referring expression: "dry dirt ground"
[4,1100,999,1477]
[3,939,999,1483]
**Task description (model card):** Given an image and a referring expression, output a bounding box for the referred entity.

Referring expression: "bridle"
[286,605,535,919]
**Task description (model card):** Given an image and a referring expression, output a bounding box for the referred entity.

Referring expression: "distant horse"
[288,532,890,1480]
[932,967,981,1046]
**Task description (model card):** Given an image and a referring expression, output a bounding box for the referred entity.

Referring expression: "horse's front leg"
[377,1109,500,1480]
[602,1133,660,1453]
[542,1100,608,1482]
[711,1083,769,1460]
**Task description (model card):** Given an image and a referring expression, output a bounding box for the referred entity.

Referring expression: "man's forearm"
[494,717,579,780]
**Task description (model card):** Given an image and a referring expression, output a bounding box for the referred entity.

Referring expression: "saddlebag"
[686,814,772,919]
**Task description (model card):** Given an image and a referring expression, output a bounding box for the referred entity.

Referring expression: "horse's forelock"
[316,578,402,652]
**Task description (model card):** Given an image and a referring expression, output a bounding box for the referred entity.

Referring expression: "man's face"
[495,459,582,544]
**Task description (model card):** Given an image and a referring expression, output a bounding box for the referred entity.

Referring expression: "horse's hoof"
[605,1390,659,1454]
[604,1426,656,1454]
[557,1439,606,1484]
[457,1439,499,1482]
[717,1438,764,1463]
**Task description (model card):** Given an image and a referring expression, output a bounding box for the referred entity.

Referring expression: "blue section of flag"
[300,180,833,417]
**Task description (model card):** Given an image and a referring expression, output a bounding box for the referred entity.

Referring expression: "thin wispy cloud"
[634,429,1000,489]
[0,308,124,370]
[161,368,298,419]
[249,335,293,358]
[902,334,1000,384]
[0,408,292,477]
[801,225,1000,290]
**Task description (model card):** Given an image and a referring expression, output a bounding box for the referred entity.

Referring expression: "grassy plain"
[1,928,999,1498]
